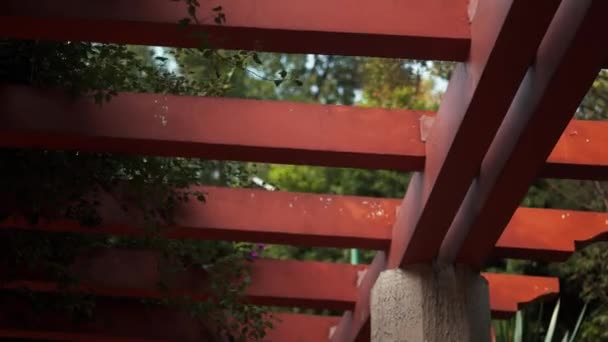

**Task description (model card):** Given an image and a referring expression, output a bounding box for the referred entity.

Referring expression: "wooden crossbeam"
[2,85,607,179]
[0,85,427,172]
[0,296,339,342]
[2,251,365,311]
[3,186,607,262]
[439,0,608,267]
[484,273,560,319]
[0,186,396,250]
[0,0,470,60]
[496,208,608,262]
[543,119,608,180]
[387,0,561,267]
[1,250,558,321]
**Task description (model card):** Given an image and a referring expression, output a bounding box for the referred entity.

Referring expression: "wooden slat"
[2,251,365,311]
[439,0,608,267]
[2,84,608,179]
[387,0,560,267]
[495,207,608,262]
[0,296,339,342]
[543,119,608,180]
[0,85,426,172]
[0,0,470,60]
[3,186,607,262]
[0,250,559,320]
[485,273,559,319]
[0,186,396,250]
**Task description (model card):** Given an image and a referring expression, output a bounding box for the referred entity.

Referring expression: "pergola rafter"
[439,0,608,267]
[0,249,558,318]
[2,85,607,179]
[2,186,607,262]
[1,0,471,60]
[0,298,341,342]
[1,0,607,340]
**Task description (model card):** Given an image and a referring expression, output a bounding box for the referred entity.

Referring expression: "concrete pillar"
[371,263,490,342]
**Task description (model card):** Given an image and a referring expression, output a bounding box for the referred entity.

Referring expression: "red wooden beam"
[2,250,366,311]
[0,85,426,172]
[0,0,470,60]
[485,273,559,319]
[3,186,607,262]
[1,186,396,250]
[543,119,608,180]
[2,84,608,179]
[439,0,608,267]
[387,0,560,267]
[0,296,339,342]
[1,250,558,319]
[331,253,386,342]
[495,208,608,262]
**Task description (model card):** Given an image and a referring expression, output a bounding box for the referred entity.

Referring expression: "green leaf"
[544,299,561,342]
[178,18,191,28]
[569,302,588,342]
[514,311,523,342]
[293,79,303,86]
[202,49,213,58]
[252,53,262,65]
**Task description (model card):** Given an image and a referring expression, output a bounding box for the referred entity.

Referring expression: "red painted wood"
[485,273,559,319]
[495,207,608,262]
[0,296,338,342]
[440,0,608,267]
[0,250,559,321]
[0,85,426,171]
[1,251,365,311]
[329,311,352,342]
[2,84,607,179]
[4,186,607,262]
[331,253,386,342]
[0,186,395,250]
[388,0,560,267]
[543,119,608,180]
[0,0,470,60]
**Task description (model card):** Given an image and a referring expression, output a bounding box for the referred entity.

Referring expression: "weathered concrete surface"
[371,263,490,342]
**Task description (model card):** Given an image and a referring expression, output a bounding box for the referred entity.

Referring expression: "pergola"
[1,0,607,340]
